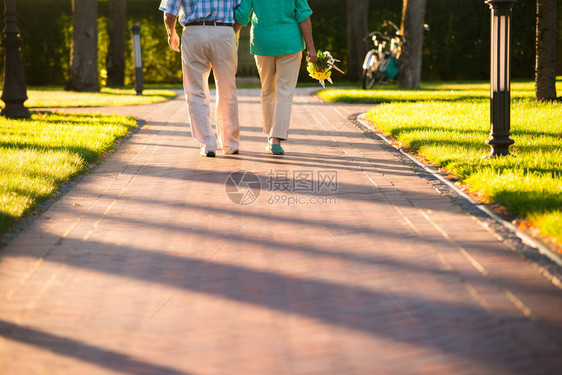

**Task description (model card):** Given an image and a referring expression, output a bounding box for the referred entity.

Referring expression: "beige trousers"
[181,25,239,153]
[255,52,302,141]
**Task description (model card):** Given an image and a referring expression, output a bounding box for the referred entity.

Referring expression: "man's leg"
[270,52,302,141]
[181,26,217,153]
[255,55,277,139]
[209,27,240,154]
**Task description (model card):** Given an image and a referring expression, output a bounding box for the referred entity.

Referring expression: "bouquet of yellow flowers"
[307,51,344,88]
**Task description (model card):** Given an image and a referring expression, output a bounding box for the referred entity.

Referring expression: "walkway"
[0,89,561,374]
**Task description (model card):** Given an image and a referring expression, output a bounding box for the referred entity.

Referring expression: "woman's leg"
[270,51,302,142]
[255,55,277,138]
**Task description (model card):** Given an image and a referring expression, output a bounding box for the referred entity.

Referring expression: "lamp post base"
[134,67,143,96]
[1,101,31,118]
[484,137,515,158]
[2,0,30,119]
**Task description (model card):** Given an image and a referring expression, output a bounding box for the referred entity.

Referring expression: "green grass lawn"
[1,87,177,108]
[318,80,547,103]
[0,112,137,235]
[319,80,562,247]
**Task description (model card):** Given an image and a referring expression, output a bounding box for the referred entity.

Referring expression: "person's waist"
[183,20,234,27]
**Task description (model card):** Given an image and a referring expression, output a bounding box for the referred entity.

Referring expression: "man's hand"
[233,21,242,34]
[164,12,180,53]
[168,32,180,52]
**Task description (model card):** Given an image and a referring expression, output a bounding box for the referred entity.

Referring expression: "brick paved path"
[0,89,561,375]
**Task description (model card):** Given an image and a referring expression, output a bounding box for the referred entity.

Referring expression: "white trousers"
[181,25,239,153]
[255,52,302,141]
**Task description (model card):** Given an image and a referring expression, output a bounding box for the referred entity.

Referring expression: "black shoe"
[201,150,216,157]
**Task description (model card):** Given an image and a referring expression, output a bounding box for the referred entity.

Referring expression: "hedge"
[0,0,557,86]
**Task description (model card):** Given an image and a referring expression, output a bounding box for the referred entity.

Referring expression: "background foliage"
[0,0,560,86]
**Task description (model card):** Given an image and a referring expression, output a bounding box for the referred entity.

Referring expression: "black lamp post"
[130,24,143,95]
[1,0,30,118]
[484,0,516,157]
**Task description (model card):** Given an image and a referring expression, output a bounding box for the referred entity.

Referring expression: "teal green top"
[235,0,313,56]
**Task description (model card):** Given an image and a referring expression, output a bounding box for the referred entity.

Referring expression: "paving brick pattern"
[0,88,561,374]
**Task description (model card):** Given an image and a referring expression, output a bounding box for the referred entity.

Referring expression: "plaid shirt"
[159,0,241,25]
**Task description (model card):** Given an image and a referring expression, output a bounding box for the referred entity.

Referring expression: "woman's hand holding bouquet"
[306,51,344,88]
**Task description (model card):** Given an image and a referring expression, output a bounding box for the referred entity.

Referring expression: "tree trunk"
[347,0,369,82]
[536,0,557,101]
[398,0,426,89]
[66,0,99,92]
[106,0,127,86]
[556,1,562,75]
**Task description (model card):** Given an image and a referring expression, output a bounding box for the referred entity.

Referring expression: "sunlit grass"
[322,80,562,244]
[0,87,177,108]
[366,98,562,243]
[0,112,137,234]
[318,79,561,104]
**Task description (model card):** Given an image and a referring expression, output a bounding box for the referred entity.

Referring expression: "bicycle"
[361,20,403,90]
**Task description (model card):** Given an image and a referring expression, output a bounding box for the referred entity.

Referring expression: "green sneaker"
[270,143,284,155]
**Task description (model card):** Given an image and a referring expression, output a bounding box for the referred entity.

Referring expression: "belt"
[184,21,234,27]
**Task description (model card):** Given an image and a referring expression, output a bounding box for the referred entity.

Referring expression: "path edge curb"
[355,113,562,287]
